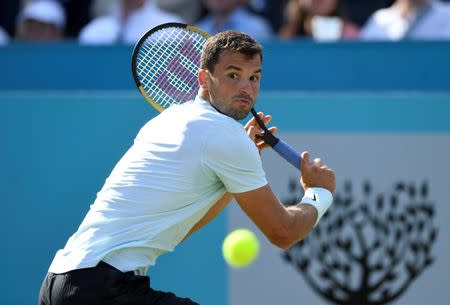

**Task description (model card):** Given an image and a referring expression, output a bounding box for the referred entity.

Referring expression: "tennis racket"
[131,22,302,170]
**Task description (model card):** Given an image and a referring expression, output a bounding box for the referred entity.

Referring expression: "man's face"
[204,50,261,120]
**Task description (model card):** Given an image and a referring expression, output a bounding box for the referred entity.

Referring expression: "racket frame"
[131,22,209,113]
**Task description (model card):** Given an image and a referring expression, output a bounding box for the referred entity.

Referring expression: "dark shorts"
[38,261,199,305]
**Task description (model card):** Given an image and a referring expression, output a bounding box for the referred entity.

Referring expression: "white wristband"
[300,187,333,226]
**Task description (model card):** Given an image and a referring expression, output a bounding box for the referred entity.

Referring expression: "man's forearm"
[285,204,318,247]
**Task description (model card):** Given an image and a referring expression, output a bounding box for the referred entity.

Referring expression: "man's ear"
[198,69,209,89]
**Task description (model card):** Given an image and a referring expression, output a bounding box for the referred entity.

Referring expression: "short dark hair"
[200,30,263,72]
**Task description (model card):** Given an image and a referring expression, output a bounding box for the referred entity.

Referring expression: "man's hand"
[244,112,277,154]
[300,151,336,193]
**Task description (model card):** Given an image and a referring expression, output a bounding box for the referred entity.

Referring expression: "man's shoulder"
[161,100,239,131]
[184,98,239,123]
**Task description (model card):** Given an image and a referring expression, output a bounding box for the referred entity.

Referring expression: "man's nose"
[239,79,252,93]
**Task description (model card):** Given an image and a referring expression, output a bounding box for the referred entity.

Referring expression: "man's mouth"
[234,96,253,105]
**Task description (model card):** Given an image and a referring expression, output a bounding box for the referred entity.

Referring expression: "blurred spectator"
[279,0,360,40]
[0,0,21,38]
[16,0,66,41]
[343,0,395,27]
[60,0,92,38]
[79,0,183,45]
[0,26,9,45]
[155,0,203,24]
[90,0,116,17]
[361,0,450,40]
[251,0,289,32]
[195,0,274,41]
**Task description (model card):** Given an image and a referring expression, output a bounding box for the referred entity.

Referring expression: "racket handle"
[272,139,302,170]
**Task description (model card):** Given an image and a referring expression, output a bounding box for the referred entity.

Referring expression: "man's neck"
[198,90,229,117]
[199,89,210,102]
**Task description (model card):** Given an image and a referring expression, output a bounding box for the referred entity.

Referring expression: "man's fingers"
[301,151,310,166]
[247,126,256,141]
[314,158,323,167]
[244,112,262,129]
[267,126,277,134]
[255,126,277,138]
[261,114,272,126]
[314,157,330,169]
[256,128,276,151]
[254,113,272,129]
[245,112,275,131]
[244,117,256,129]
[256,142,269,150]
[245,113,277,153]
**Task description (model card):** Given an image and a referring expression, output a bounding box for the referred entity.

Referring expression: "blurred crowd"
[1,0,450,45]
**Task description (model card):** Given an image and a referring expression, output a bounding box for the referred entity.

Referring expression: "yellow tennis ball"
[222,228,259,268]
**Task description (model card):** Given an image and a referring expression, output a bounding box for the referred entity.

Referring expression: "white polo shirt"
[49,96,267,275]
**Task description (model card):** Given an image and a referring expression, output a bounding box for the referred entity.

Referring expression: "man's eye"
[250,75,260,81]
[228,73,238,79]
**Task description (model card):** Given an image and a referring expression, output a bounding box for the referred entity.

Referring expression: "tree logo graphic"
[282,180,438,305]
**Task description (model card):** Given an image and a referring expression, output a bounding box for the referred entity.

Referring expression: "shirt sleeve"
[202,123,268,194]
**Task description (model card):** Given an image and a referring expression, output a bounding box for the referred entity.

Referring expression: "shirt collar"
[195,95,238,121]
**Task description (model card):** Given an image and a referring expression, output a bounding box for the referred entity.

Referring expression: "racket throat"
[251,108,280,148]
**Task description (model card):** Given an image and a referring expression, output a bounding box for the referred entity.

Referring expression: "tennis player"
[38,30,335,305]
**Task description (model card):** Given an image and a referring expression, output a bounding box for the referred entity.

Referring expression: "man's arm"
[234,185,317,249]
[234,151,335,249]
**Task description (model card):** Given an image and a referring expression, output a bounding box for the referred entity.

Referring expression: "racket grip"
[273,139,302,170]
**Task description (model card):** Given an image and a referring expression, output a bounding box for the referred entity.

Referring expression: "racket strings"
[136,27,206,109]
[138,32,183,88]
[137,28,182,84]
[139,29,203,108]
[158,33,203,104]
[168,45,202,100]
[139,39,195,107]
[138,29,183,107]
[154,47,196,104]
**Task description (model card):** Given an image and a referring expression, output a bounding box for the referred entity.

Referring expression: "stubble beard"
[209,90,252,121]
[226,104,251,120]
